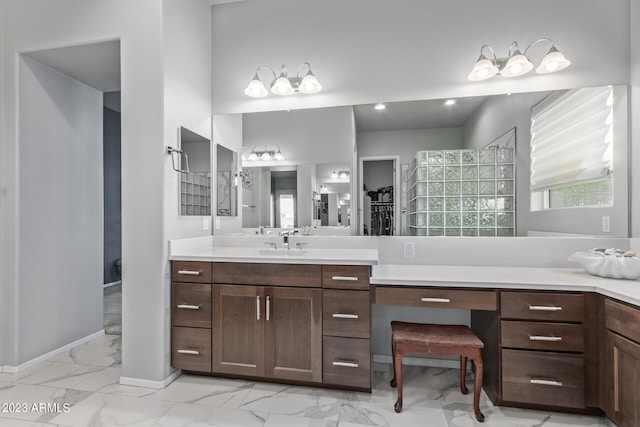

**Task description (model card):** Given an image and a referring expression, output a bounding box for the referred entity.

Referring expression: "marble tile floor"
[103,284,122,335]
[0,334,613,427]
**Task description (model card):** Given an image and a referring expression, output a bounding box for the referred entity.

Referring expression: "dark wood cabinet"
[602,299,640,427]
[265,286,322,382]
[212,284,265,377]
[210,263,324,383]
[498,291,588,410]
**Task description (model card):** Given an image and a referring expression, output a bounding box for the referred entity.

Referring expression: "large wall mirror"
[233,85,629,237]
[179,126,211,216]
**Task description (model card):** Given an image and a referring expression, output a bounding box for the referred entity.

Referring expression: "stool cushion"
[391,321,484,349]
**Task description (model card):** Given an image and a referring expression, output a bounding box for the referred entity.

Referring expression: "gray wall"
[632,0,640,238]
[18,56,103,363]
[104,106,122,285]
[363,160,393,194]
[357,128,462,166]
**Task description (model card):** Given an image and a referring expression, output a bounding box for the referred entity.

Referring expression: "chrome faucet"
[279,231,290,250]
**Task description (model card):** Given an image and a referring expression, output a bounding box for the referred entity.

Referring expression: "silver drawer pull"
[333,359,359,368]
[529,335,563,342]
[331,276,358,281]
[177,349,200,355]
[177,304,201,310]
[528,305,562,311]
[530,378,563,387]
[332,313,359,319]
[421,297,450,303]
[177,270,201,276]
[256,296,261,321]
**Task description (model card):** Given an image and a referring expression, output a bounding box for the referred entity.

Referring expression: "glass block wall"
[408,148,515,236]
[180,172,211,216]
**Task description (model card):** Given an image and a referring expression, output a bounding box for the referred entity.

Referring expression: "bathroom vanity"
[169,247,640,427]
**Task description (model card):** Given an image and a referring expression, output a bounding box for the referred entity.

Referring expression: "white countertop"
[169,246,378,266]
[372,264,640,307]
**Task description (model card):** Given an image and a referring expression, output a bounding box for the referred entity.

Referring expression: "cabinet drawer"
[323,290,370,338]
[501,292,584,322]
[212,262,321,287]
[322,265,370,290]
[501,321,584,352]
[502,349,584,409]
[171,326,212,372]
[171,282,212,328]
[323,336,370,389]
[375,286,497,311]
[171,261,212,283]
[605,298,640,343]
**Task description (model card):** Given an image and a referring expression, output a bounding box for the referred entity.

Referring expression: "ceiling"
[354,96,488,132]
[24,40,121,93]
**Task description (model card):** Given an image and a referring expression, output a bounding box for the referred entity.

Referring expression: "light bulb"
[298,71,322,94]
[331,171,338,179]
[501,52,533,77]
[248,152,258,161]
[536,47,571,74]
[271,73,294,95]
[467,56,498,81]
[244,76,268,98]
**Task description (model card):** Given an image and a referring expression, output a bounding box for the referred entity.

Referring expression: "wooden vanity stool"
[390,321,485,422]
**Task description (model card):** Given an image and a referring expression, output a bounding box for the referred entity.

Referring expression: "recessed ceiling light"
[444,99,456,106]
[374,103,387,111]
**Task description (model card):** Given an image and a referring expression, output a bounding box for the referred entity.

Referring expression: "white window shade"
[530,86,613,191]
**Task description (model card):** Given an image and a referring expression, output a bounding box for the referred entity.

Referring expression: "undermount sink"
[258,249,309,256]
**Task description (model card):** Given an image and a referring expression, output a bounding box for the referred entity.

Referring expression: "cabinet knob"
[332,313,359,319]
[421,297,451,303]
[529,378,563,387]
[332,359,359,368]
[528,305,562,311]
[529,335,562,342]
[177,270,201,276]
[331,276,358,281]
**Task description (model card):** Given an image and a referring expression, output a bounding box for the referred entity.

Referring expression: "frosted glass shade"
[298,71,322,94]
[244,77,268,98]
[501,52,533,77]
[468,57,498,81]
[271,75,294,95]
[536,47,571,73]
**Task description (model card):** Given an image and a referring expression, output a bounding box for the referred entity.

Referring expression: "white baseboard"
[373,354,463,369]
[104,280,122,288]
[119,369,181,390]
[2,330,105,374]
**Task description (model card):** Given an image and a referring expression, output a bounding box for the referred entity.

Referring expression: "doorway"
[359,156,400,235]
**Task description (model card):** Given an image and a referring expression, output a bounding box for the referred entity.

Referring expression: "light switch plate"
[602,216,610,233]
[403,242,415,259]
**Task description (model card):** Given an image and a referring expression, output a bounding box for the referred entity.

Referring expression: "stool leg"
[473,352,485,423]
[393,346,403,413]
[390,337,397,388]
[460,356,469,395]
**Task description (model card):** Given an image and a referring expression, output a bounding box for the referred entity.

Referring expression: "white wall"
[211,0,630,115]
[0,0,205,385]
[297,164,315,227]
[631,0,640,238]
[0,0,7,368]
[357,128,462,166]
[17,57,104,363]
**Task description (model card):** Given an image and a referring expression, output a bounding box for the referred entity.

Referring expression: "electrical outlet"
[403,242,415,259]
[602,216,610,233]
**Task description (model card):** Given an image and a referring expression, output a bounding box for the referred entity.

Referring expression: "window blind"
[530,86,613,191]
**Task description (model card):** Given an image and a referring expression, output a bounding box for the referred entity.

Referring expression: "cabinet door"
[212,285,265,377]
[602,331,640,427]
[265,287,322,383]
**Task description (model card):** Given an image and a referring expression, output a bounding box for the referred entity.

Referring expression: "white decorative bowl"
[568,250,640,280]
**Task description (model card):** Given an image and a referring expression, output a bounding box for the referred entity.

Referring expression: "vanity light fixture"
[330,169,350,179]
[468,38,571,82]
[244,62,322,98]
[246,146,284,162]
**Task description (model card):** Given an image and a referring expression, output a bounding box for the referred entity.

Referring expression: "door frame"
[358,155,400,236]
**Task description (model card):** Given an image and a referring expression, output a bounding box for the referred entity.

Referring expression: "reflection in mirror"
[216,144,238,217]
[179,127,211,216]
[234,85,628,237]
[241,163,351,233]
